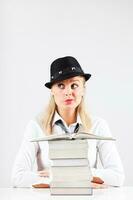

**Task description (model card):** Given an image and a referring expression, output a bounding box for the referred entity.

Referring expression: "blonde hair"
[40,95,92,135]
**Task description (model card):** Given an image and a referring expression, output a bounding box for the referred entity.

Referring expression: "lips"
[65,99,73,102]
[64,99,74,104]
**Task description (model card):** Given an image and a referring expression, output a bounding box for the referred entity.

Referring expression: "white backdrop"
[1,0,133,187]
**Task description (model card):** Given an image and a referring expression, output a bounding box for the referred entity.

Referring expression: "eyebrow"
[69,79,81,83]
[58,80,80,84]
[56,79,82,85]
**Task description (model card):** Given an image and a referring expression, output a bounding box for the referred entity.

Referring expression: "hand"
[38,170,49,177]
[32,170,50,188]
[91,176,104,184]
[91,182,108,189]
[32,183,50,188]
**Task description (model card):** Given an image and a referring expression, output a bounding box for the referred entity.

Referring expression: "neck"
[57,108,77,126]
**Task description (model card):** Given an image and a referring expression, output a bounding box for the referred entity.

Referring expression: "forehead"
[59,76,84,84]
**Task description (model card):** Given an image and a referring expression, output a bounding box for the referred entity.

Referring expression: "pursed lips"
[64,99,74,103]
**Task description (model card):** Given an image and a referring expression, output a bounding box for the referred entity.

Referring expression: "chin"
[63,104,77,110]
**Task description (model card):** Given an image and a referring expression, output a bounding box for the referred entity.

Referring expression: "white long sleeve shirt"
[11,114,125,187]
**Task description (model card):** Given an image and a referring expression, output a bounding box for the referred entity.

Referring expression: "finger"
[91,182,108,189]
[38,170,49,174]
[91,177,104,184]
[32,183,50,188]
[38,171,49,177]
[39,174,49,177]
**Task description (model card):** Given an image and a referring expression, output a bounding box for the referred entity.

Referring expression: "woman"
[11,56,125,188]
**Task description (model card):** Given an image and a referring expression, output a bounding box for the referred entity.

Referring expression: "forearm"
[11,170,50,188]
[91,168,125,186]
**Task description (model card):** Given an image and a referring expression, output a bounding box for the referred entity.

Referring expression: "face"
[51,76,85,112]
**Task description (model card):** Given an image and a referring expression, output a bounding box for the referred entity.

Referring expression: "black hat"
[45,56,91,89]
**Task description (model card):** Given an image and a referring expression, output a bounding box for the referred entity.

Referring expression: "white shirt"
[11,114,125,187]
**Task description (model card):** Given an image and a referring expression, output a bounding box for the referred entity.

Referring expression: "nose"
[64,86,72,97]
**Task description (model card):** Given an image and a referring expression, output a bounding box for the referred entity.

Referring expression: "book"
[49,147,88,159]
[51,158,89,167]
[31,132,115,142]
[48,139,93,195]
[49,139,88,148]
[50,180,91,187]
[51,166,92,182]
[49,140,88,159]
[50,187,93,195]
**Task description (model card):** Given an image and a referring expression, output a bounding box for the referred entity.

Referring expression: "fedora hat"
[45,56,91,89]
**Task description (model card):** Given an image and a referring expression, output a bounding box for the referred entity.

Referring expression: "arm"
[11,120,50,188]
[91,119,125,186]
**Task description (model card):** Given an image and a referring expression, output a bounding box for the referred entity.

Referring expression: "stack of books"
[31,132,115,195]
[49,139,93,195]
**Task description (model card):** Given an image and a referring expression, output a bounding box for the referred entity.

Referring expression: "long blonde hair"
[39,95,92,135]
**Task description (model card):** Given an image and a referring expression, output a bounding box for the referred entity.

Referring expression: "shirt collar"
[52,111,82,127]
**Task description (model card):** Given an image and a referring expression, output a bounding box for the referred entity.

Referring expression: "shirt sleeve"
[91,118,125,186]
[11,120,50,188]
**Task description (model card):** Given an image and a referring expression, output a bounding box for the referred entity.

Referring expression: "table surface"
[0,187,133,200]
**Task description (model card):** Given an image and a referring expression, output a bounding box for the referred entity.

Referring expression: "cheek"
[74,88,84,97]
[53,91,63,104]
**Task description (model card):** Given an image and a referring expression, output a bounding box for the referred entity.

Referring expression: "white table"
[0,187,133,200]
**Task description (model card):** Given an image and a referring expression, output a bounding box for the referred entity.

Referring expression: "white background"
[0,0,133,187]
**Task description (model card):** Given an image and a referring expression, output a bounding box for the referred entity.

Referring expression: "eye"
[71,83,78,89]
[57,83,65,89]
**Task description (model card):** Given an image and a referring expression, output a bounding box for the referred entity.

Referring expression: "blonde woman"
[11,56,125,188]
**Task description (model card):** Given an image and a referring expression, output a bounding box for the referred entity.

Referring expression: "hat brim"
[45,72,91,89]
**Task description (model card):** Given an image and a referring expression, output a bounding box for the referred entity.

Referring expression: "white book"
[52,174,91,182]
[51,158,89,167]
[52,166,92,181]
[49,139,88,149]
[50,187,93,195]
[52,166,91,175]
[50,180,91,188]
[31,132,115,142]
[49,147,88,159]
[49,140,88,159]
